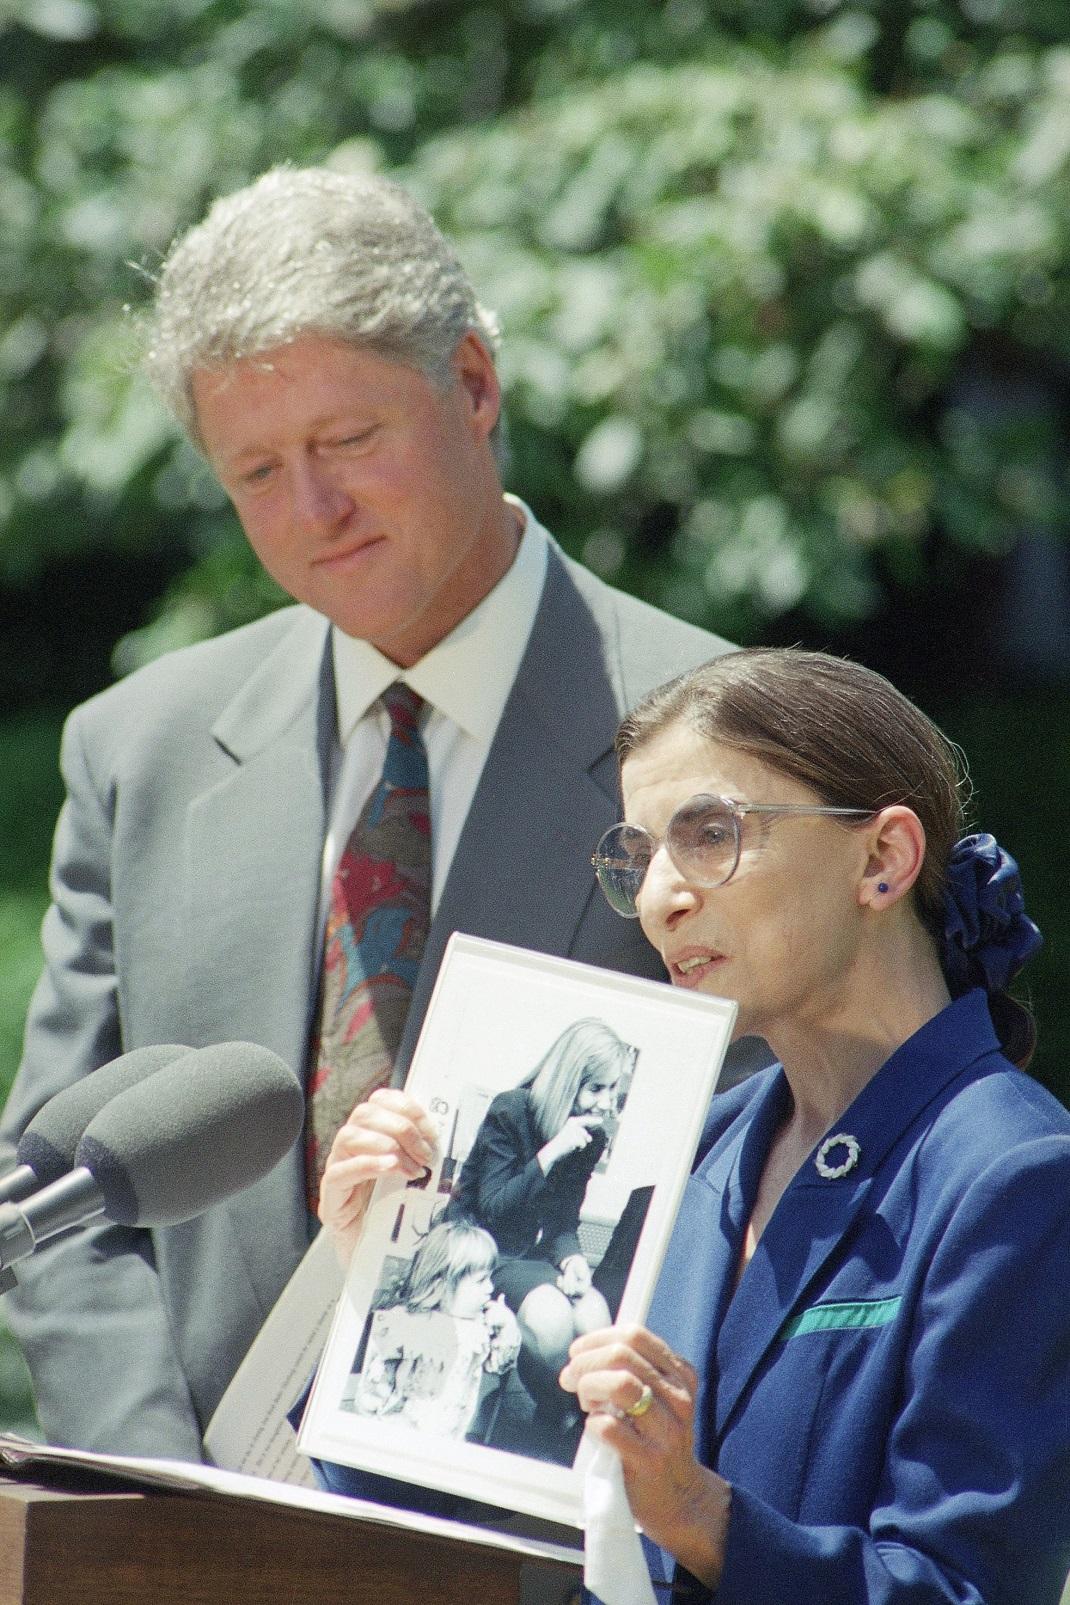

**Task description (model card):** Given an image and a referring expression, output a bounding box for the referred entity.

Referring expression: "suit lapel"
[183,608,333,1286]
[649,1076,787,1462]
[651,1164,739,1465]
[397,546,626,1067]
[642,1090,772,1591]
[712,1003,1000,1438]
[713,1168,875,1437]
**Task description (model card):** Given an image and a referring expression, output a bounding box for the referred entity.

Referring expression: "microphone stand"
[0,1172,106,1292]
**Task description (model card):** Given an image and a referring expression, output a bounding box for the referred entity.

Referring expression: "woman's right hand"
[559,1323,729,1590]
[318,1089,438,1269]
[538,1114,602,1173]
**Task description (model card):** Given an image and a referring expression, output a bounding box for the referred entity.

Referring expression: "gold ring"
[624,1382,654,1419]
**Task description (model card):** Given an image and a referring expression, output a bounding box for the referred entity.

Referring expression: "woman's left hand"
[559,1324,730,1590]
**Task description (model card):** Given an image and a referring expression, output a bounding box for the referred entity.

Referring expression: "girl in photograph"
[342,1218,520,1442]
[445,1016,632,1424]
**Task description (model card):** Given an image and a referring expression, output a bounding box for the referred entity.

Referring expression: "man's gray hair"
[142,165,500,444]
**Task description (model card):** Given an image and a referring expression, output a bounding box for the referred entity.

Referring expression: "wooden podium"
[0,1473,583,1605]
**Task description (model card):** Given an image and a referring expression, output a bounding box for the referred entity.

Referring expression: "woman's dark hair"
[617,648,1035,1067]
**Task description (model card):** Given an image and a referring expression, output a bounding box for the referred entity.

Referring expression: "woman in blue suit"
[320,647,1069,1602]
[562,647,1070,1604]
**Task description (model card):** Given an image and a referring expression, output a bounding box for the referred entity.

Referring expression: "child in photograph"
[342,1219,521,1441]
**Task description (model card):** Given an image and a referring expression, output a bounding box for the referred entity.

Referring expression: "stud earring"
[878,882,889,894]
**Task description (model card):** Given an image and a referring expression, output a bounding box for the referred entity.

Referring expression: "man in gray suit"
[0,167,741,1461]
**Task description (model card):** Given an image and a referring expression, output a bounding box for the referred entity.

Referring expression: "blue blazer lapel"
[642,1089,770,1593]
[646,1077,786,1463]
[713,1167,876,1437]
[651,1161,740,1468]
[712,1004,1001,1439]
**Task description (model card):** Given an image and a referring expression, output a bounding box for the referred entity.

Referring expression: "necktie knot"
[382,682,424,737]
[380,685,428,796]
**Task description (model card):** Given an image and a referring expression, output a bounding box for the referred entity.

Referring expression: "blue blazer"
[640,990,1070,1605]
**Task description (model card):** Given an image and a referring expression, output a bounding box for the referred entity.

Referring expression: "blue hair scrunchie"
[941,833,1043,996]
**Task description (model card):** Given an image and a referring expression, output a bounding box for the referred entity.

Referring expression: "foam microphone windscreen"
[16,1044,191,1185]
[74,1041,304,1227]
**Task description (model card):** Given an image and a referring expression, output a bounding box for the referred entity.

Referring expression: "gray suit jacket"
[0,542,736,1458]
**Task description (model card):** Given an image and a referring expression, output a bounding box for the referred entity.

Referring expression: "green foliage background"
[5,0,1070,674]
[1,0,1069,1441]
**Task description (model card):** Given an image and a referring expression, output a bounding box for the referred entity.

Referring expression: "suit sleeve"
[460,1096,602,1267]
[457,1098,552,1248]
[0,707,205,1459]
[709,1138,1070,1605]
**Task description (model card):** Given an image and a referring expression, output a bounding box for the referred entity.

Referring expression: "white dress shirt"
[321,497,549,922]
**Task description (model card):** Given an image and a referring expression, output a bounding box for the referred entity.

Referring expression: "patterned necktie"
[305,684,431,1206]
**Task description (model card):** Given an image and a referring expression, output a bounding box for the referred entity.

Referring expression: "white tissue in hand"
[583,1438,658,1605]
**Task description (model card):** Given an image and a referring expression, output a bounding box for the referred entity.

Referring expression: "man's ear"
[858,806,927,908]
[452,331,501,441]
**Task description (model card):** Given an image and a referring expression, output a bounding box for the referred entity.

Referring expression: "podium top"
[0,1464,583,1605]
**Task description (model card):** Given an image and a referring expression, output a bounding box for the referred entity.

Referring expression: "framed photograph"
[297,934,736,1527]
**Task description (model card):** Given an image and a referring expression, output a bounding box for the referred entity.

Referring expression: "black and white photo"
[298,934,735,1525]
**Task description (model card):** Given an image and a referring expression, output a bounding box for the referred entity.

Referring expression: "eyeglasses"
[591,793,873,918]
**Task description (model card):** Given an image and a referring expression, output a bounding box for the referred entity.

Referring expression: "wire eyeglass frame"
[591,793,874,918]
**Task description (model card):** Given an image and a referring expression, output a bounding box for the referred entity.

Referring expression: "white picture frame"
[297,934,736,1528]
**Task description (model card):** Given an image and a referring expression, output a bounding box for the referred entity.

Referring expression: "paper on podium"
[204,1228,342,1487]
[0,1432,584,1570]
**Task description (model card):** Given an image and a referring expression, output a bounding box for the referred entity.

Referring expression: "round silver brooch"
[815,1132,861,1180]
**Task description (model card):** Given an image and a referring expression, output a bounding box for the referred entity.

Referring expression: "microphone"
[1,1044,191,1206]
[0,1041,304,1276]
